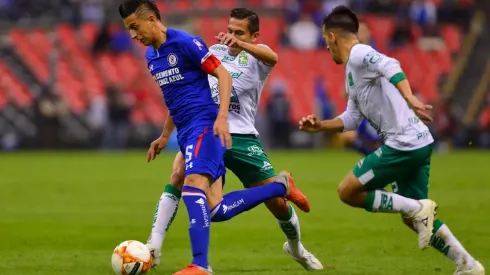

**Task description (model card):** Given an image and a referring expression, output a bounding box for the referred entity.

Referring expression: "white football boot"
[409,199,438,249]
[454,261,485,275]
[283,242,324,271]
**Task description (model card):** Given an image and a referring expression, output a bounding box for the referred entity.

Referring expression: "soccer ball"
[111,240,152,275]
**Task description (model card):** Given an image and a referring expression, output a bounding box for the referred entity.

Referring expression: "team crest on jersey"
[238,52,249,67]
[167,54,178,67]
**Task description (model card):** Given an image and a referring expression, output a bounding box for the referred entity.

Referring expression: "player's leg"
[206,135,310,221]
[146,152,185,267]
[395,163,485,274]
[222,134,321,270]
[207,170,309,222]
[339,145,437,249]
[174,126,221,275]
[248,177,324,270]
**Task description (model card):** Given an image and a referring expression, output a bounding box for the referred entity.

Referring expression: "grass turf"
[1,150,489,275]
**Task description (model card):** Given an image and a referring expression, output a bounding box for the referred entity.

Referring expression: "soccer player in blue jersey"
[119,1,310,274]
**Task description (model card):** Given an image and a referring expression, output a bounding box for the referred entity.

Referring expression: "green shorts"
[352,144,433,200]
[224,134,276,187]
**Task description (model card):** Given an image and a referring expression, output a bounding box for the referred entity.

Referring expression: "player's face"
[227,17,258,56]
[123,14,157,46]
[323,28,343,65]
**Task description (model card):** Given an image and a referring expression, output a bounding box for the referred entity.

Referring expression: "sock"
[210,182,286,222]
[352,138,375,156]
[364,190,421,215]
[277,205,305,257]
[182,186,210,269]
[148,184,181,250]
[430,219,476,267]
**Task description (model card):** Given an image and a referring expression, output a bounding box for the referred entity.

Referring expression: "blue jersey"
[146,29,221,139]
[146,29,225,181]
[357,119,380,142]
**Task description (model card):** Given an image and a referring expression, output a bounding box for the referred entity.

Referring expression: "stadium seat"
[441,25,462,53]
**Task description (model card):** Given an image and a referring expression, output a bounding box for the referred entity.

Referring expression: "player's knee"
[169,168,184,190]
[184,174,211,190]
[337,172,362,206]
[337,182,352,205]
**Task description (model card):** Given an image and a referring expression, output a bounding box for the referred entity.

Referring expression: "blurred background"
[0,0,489,152]
[2,2,490,274]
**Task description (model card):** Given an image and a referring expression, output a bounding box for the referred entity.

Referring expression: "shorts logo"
[261,161,272,172]
[168,54,178,66]
[247,145,264,156]
[357,158,365,168]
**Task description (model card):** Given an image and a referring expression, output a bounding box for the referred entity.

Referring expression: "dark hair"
[119,0,161,21]
[322,6,359,34]
[230,8,260,34]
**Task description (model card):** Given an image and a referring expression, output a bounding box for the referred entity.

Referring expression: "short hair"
[119,0,161,21]
[230,8,260,34]
[322,6,359,34]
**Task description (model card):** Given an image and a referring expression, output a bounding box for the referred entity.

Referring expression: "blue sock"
[210,182,286,222]
[352,138,374,156]
[181,186,210,269]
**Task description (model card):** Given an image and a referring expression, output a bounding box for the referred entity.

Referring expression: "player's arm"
[186,37,232,116]
[299,99,363,133]
[238,42,278,66]
[209,65,232,119]
[362,50,433,122]
[160,111,175,137]
[216,32,278,66]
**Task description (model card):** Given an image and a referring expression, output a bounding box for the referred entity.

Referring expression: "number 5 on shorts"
[185,144,194,170]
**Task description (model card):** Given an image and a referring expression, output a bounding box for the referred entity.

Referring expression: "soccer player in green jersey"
[299,6,484,275]
[146,8,323,271]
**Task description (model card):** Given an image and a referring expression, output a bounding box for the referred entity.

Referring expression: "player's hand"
[213,115,232,149]
[298,114,322,132]
[147,136,169,163]
[407,96,433,123]
[215,32,242,49]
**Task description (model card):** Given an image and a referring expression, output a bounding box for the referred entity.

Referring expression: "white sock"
[148,188,180,251]
[369,190,421,215]
[277,206,305,257]
[432,224,475,267]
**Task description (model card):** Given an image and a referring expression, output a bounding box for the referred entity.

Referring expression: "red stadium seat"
[80,23,99,47]
[441,25,462,53]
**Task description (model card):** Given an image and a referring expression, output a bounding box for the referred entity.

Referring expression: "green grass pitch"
[1,150,489,275]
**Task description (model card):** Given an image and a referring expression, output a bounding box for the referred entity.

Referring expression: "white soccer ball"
[111,240,152,275]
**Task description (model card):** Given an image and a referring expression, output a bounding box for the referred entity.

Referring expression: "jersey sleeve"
[354,48,407,86]
[337,98,363,132]
[256,44,274,79]
[183,37,221,74]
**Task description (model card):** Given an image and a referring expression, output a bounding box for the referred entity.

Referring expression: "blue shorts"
[179,125,226,182]
[357,119,380,142]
